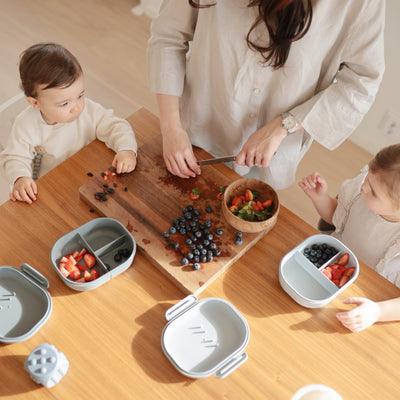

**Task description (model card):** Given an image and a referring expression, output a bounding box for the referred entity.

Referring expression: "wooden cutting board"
[79,134,269,295]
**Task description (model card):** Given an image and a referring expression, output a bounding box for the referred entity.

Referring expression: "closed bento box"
[0,264,52,343]
[279,234,359,308]
[162,295,249,379]
[50,218,136,291]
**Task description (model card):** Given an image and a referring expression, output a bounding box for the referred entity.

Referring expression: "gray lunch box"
[0,264,52,343]
[50,218,136,291]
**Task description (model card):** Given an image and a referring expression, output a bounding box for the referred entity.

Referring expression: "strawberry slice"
[337,253,349,266]
[343,266,356,277]
[90,269,100,280]
[68,269,81,281]
[321,267,332,280]
[231,196,243,207]
[331,268,342,280]
[72,250,80,259]
[244,189,254,202]
[262,199,272,208]
[59,265,69,278]
[83,270,91,281]
[75,277,86,283]
[338,275,350,288]
[84,253,96,269]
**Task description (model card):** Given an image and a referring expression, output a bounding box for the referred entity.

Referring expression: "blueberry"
[201,256,207,263]
[236,231,243,238]
[235,237,243,246]
[171,242,179,250]
[209,243,217,250]
[187,205,194,211]
[163,231,170,238]
[181,257,189,266]
[215,228,223,236]
[213,248,221,256]
[179,228,186,235]
[193,256,200,262]
[202,239,210,247]
[205,206,212,213]
[187,252,194,260]
[204,220,212,228]
[206,255,214,262]
[185,238,193,245]
[193,209,201,216]
[193,263,201,270]
[169,226,177,234]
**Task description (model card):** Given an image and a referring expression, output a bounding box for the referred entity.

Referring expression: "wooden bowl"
[222,178,279,233]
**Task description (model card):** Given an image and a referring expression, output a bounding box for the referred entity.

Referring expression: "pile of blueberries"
[163,204,240,271]
[303,243,338,268]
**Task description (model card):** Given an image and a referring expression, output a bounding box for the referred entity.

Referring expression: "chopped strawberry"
[343,266,356,277]
[331,268,342,280]
[83,270,91,281]
[90,269,100,280]
[75,277,86,283]
[229,205,239,213]
[76,263,87,272]
[72,250,80,259]
[84,253,96,269]
[59,265,69,278]
[189,188,201,200]
[338,275,350,288]
[321,267,332,280]
[231,196,243,207]
[262,199,272,208]
[244,189,254,202]
[79,248,87,257]
[68,269,81,281]
[337,253,349,266]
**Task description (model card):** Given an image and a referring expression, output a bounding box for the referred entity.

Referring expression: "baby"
[0,42,137,204]
[299,144,400,332]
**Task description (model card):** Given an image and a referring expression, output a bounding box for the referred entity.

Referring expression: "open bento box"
[279,234,359,308]
[50,218,136,291]
[161,295,249,379]
[0,264,52,343]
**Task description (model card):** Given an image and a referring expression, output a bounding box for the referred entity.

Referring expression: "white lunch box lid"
[161,295,249,379]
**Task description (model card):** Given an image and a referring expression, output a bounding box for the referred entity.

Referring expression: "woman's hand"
[336,297,381,332]
[10,177,38,204]
[162,126,200,178]
[236,116,288,168]
[113,150,137,173]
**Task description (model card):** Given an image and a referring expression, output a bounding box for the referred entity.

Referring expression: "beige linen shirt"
[332,167,400,288]
[147,0,385,189]
[0,98,137,186]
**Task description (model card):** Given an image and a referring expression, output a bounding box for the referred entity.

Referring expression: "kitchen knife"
[197,155,236,165]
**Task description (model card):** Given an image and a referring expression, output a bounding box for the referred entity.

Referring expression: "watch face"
[282,114,297,132]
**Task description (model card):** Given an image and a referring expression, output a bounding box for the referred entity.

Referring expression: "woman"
[147,0,385,189]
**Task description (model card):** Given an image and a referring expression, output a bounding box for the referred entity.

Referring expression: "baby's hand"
[336,297,381,332]
[10,177,38,204]
[112,150,137,174]
[298,172,328,202]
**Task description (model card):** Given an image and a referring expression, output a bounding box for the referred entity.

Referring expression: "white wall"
[350,1,400,154]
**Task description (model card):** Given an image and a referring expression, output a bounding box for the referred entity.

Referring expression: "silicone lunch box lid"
[0,264,52,343]
[161,296,249,379]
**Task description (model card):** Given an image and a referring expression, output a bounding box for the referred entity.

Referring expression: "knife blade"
[197,155,236,165]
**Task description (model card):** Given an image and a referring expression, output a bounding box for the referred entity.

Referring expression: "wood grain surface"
[1,108,400,400]
[79,134,270,295]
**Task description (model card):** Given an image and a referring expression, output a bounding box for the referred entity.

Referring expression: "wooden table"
[1,108,400,400]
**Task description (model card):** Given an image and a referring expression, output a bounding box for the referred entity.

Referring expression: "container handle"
[215,353,248,379]
[165,295,198,321]
[20,263,50,289]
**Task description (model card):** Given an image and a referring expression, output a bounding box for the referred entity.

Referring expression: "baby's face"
[33,74,85,125]
[360,171,400,222]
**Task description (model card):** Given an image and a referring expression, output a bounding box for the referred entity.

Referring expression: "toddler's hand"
[298,172,328,202]
[336,297,381,332]
[10,177,38,204]
[112,150,137,174]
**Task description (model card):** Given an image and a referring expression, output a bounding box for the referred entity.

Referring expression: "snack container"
[279,234,359,308]
[50,218,136,291]
[0,264,52,343]
[161,295,249,379]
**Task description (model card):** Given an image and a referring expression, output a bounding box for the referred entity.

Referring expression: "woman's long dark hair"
[188,0,313,69]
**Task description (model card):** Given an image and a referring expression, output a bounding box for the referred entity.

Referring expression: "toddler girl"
[0,42,137,204]
[299,144,400,332]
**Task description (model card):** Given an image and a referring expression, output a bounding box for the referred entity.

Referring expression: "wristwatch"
[281,112,299,134]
